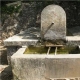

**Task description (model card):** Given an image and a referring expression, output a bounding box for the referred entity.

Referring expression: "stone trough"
[4,4,80,80]
[11,47,80,80]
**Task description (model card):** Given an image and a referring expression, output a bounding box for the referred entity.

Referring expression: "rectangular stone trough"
[11,47,80,80]
[4,28,80,80]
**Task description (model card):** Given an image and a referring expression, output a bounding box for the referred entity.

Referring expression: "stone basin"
[11,47,80,80]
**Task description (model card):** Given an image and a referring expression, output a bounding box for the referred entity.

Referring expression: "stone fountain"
[4,4,80,80]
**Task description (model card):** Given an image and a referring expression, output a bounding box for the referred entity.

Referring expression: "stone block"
[11,48,80,80]
[41,5,66,40]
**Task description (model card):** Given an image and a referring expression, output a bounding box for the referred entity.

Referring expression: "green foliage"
[1,4,21,15]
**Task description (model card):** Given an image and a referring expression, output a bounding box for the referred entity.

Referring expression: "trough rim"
[11,47,80,59]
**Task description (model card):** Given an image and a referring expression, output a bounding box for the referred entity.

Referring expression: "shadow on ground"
[0,66,13,80]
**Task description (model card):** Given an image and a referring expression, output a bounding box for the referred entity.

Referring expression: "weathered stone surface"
[66,36,80,46]
[41,5,66,40]
[11,48,80,80]
[3,28,80,46]
[4,27,40,46]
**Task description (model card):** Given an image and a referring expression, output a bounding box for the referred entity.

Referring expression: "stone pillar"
[7,46,20,65]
